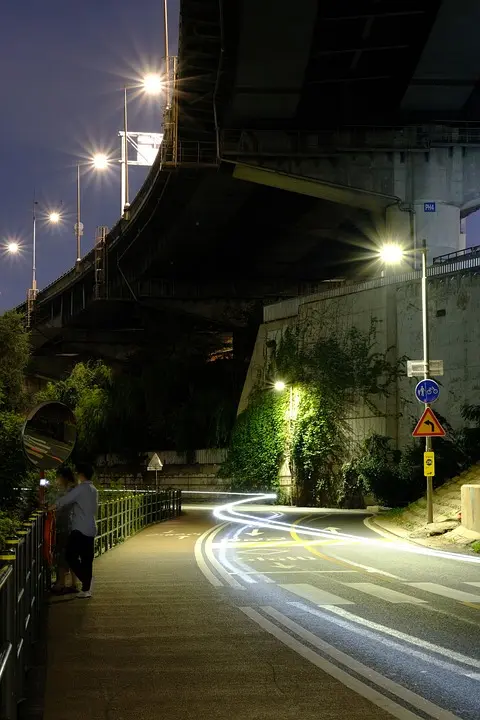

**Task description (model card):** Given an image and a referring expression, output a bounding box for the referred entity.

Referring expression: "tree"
[36,361,111,462]
[0,311,30,411]
[0,313,35,512]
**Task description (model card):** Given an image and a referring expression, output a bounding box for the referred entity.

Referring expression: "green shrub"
[220,390,287,490]
[0,511,20,551]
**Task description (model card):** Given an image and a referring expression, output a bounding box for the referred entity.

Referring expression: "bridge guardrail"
[220,125,480,157]
[0,490,181,719]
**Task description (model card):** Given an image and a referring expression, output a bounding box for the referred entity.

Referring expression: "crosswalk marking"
[280,583,354,606]
[343,583,427,605]
[408,582,480,603]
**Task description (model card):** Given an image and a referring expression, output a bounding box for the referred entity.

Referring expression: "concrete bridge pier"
[388,146,480,261]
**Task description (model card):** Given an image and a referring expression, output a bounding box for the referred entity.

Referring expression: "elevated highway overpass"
[17,0,480,379]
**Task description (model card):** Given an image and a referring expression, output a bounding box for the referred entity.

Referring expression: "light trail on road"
[183,491,480,566]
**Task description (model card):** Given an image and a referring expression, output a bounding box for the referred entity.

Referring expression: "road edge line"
[239,606,424,720]
[194,524,225,588]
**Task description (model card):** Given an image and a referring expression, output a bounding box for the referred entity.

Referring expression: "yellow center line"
[215,538,351,550]
[461,601,480,611]
[290,514,368,572]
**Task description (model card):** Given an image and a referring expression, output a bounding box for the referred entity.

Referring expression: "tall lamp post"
[121,74,164,216]
[75,154,109,265]
[380,239,434,523]
[27,202,61,327]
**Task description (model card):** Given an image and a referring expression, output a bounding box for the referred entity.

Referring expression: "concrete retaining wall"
[461,484,480,532]
[240,271,480,454]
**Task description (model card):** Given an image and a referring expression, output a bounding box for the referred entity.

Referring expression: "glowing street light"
[6,241,19,254]
[48,211,61,224]
[379,243,404,265]
[274,380,286,392]
[142,73,163,96]
[92,153,109,171]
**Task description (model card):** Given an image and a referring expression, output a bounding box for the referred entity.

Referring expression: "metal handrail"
[263,255,480,323]
[95,490,182,555]
[0,490,181,719]
[433,244,480,264]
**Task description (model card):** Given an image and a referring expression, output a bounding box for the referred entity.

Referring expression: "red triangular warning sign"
[412,407,446,437]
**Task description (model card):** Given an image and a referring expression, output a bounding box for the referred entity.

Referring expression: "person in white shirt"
[50,463,98,599]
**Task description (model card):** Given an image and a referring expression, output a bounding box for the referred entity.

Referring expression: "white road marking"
[408,582,480,603]
[343,583,427,605]
[291,601,480,681]
[240,606,453,720]
[194,526,225,588]
[311,605,480,671]
[229,525,274,584]
[280,583,354,606]
[464,582,480,588]
[325,553,405,579]
[228,570,357,575]
[205,527,245,589]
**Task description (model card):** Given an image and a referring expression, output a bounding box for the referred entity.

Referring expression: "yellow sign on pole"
[424,452,435,477]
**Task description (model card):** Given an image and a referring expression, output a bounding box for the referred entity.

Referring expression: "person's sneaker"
[76,590,92,599]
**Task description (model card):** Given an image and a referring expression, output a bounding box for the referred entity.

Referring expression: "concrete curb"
[364,514,479,556]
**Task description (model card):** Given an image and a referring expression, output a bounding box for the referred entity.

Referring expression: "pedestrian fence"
[0,489,182,719]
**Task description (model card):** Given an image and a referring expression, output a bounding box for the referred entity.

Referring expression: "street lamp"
[379,243,404,265]
[143,73,163,95]
[6,241,19,254]
[380,239,434,523]
[274,380,298,504]
[121,73,163,216]
[28,202,62,327]
[75,155,109,264]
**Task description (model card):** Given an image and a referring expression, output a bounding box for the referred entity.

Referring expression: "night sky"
[0,1,479,311]
[0,0,179,311]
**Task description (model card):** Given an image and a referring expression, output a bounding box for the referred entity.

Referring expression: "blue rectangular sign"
[424,202,436,212]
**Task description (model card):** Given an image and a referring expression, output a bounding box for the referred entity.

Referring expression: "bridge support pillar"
[392,147,471,262]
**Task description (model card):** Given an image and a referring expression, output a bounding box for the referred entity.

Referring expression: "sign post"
[147,452,163,491]
[420,240,434,523]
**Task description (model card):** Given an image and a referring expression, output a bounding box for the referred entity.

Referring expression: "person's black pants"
[65,530,95,592]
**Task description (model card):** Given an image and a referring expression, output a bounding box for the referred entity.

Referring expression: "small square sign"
[424,202,436,212]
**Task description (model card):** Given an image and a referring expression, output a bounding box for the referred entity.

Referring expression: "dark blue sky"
[0,0,179,310]
[1,3,479,310]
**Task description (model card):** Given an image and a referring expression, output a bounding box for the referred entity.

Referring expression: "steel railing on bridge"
[0,490,181,720]
[220,124,480,158]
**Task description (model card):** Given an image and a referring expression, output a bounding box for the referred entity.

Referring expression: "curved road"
[189,495,480,720]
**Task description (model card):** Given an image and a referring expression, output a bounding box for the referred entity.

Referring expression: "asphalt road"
[189,500,480,720]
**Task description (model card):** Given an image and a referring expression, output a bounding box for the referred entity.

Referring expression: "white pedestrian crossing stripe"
[408,582,480,603]
[343,582,427,605]
[277,581,480,609]
[280,583,354,606]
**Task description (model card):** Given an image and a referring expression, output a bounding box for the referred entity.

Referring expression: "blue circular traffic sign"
[415,379,440,403]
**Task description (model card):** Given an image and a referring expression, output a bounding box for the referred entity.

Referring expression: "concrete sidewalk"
[42,513,392,720]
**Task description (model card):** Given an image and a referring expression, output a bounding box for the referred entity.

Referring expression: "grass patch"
[471,541,480,554]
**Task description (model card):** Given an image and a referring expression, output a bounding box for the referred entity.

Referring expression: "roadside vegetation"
[221,319,480,508]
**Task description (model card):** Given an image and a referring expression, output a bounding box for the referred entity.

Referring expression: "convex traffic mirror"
[22,402,77,472]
